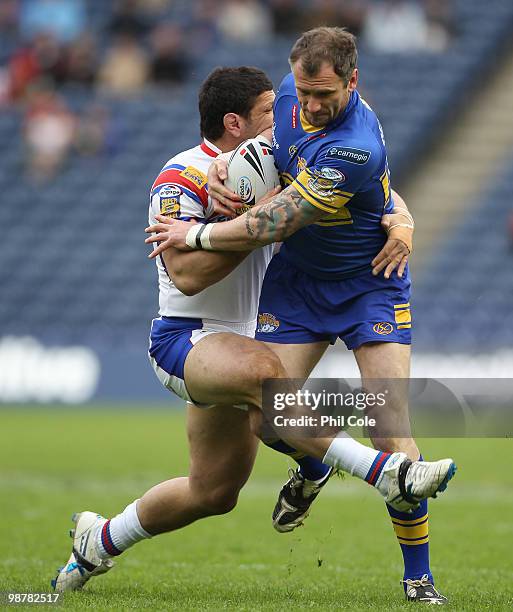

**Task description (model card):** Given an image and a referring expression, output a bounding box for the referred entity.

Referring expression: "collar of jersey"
[201,138,222,157]
[299,90,358,135]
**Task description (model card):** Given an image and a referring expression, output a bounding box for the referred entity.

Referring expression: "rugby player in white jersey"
[52,66,454,595]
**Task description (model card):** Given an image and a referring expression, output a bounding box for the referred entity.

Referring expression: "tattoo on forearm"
[245,214,254,237]
[245,188,323,244]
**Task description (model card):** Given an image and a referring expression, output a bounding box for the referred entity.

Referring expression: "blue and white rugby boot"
[51,511,114,592]
[378,453,457,512]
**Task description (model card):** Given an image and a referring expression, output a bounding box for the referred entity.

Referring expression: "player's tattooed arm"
[210,185,326,250]
[145,186,322,255]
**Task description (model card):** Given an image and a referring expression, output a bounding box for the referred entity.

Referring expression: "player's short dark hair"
[289,27,358,84]
[199,66,273,141]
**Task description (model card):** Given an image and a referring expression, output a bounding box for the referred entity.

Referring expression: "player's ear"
[223,112,242,138]
[348,68,358,91]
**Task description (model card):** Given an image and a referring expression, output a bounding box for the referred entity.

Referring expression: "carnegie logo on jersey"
[257,313,280,333]
[307,167,346,198]
[156,183,182,217]
[179,166,207,189]
[326,146,371,165]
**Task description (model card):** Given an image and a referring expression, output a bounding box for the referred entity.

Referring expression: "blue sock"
[263,439,331,481]
[387,454,433,586]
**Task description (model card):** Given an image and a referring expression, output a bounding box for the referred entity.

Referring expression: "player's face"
[241,90,275,139]
[292,60,357,128]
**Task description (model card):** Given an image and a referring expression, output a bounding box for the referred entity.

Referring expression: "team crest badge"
[257,313,280,333]
[157,183,181,217]
[307,167,345,198]
[373,322,393,335]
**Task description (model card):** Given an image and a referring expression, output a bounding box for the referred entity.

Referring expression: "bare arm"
[388,189,413,229]
[210,186,414,254]
[144,187,284,261]
[209,185,325,250]
[390,189,409,213]
[146,187,413,280]
[371,188,414,278]
[161,244,249,296]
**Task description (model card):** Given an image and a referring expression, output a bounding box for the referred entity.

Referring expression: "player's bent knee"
[194,486,240,516]
[189,469,243,515]
[237,350,286,411]
[246,350,284,387]
[248,406,263,437]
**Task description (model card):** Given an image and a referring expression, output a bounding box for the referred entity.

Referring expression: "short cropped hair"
[289,27,358,84]
[198,66,273,141]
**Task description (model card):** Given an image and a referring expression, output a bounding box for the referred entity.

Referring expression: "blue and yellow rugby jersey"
[272,72,394,279]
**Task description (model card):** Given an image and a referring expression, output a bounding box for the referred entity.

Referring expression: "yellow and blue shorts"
[255,252,412,350]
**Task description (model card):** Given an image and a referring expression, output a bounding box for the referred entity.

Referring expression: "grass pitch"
[1,408,512,610]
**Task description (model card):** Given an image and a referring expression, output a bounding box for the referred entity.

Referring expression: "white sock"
[322,431,382,481]
[97,499,152,559]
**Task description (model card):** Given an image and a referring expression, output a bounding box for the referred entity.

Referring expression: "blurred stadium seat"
[414,151,513,352]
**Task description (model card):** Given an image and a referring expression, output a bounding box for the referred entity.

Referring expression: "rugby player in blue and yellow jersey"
[146,28,454,604]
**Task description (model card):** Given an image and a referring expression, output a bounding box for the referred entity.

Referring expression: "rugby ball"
[225,137,280,215]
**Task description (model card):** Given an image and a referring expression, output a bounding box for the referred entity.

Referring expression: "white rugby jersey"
[149,139,273,323]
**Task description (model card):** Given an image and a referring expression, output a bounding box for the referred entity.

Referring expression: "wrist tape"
[185,223,215,250]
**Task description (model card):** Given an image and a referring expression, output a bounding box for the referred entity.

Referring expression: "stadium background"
[1,1,513,609]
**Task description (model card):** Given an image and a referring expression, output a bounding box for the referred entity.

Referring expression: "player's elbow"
[167,268,203,296]
[177,285,199,297]
[174,276,203,296]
